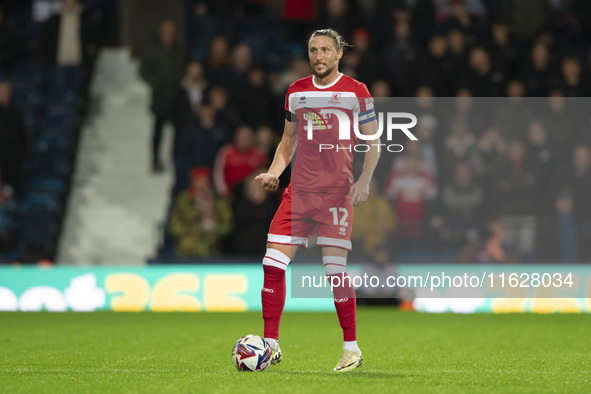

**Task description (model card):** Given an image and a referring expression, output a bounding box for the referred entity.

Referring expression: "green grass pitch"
[1,310,590,393]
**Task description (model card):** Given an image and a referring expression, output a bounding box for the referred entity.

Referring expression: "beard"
[312,62,336,79]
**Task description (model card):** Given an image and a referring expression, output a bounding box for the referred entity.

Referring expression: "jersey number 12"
[329,207,349,226]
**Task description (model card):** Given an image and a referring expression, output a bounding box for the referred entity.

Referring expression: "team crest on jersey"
[329,93,342,105]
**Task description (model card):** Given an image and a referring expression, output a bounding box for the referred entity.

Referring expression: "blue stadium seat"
[49,66,86,89]
[47,87,80,105]
[28,177,67,194]
[11,66,44,87]
[18,217,59,249]
[35,135,73,154]
[22,110,42,133]
[25,156,72,177]
[11,90,44,107]
[20,193,62,214]
[43,111,77,130]
[192,45,207,61]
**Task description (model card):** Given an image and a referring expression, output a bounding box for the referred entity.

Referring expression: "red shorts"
[268,186,353,250]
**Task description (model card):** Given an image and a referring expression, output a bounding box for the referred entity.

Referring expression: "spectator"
[525,119,554,191]
[476,218,517,263]
[236,66,276,129]
[0,7,17,72]
[0,181,14,255]
[255,125,276,163]
[177,103,231,187]
[432,0,487,20]
[382,20,417,95]
[556,56,591,97]
[384,153,437,248]
[556,145,591,260]
[209,85,241,132]
[412,33,455,96]
[485,20,519,81]
[351,179,396,258]
[169,167,232,258]
[538,190,580,261]
[477,127,507,180]
[490,140,542,260]
[441,118,485,181]
[274,58,310,96]
[40,0,99,66]
[355,244,398,300]
[573,0,591,42]
[205,35,231,86]
[452,88,491,136]
[171,60,208,152]
[431,161,483,253]
[541,92,577,163]
[231,171,278,255]
[32,0,62,23]
[140,19,188,173]
[415,114,440,180]
[493,80,534,140]
[520,42,559,97]
[464,46,507,96]
[446,0,484,45]
[370,79,391,98]
[227,44,252,95]
[321,0,355,40]
[181,61,207,109]
[0,81,26,196]
[447,28,469,70]
[347,28,382,87]
[213,125,268,199]
[501,0,551,44]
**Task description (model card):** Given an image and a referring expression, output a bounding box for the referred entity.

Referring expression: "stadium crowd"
[1,0,591,263]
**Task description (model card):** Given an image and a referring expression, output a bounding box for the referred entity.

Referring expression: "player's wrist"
[357,174,372,184]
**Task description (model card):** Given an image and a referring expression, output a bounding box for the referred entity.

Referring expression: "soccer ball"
[232,335,272,371]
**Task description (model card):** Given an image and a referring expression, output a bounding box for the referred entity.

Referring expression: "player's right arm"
[255,120,295,191]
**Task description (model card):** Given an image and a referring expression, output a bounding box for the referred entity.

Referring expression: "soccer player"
[255,28,380,372]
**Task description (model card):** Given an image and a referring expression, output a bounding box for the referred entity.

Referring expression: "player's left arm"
[350,119,380,207]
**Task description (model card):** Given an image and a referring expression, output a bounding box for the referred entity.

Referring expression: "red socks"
[329,272,357,342]
[262,250,357,343]
[262,249,289,340]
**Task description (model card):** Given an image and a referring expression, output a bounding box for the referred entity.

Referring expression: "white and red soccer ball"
[232,335,272,372]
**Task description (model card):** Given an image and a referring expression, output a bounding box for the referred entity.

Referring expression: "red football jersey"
[285,73,376,193]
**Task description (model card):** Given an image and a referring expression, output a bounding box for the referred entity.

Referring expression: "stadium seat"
[10,66,45,87]
[42,111,77,130]
[11,90,44,107]
[49,66,86,89]
[25,156,72,177]
[28,177,67,195]
[46,88,80,105]
[35,135,73,154]
[20,193,62,214]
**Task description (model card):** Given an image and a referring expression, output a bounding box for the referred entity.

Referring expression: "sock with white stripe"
[262,248,290,340]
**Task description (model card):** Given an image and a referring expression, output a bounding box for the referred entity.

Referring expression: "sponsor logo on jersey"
[334,297,349,303]
[262,287,274,293]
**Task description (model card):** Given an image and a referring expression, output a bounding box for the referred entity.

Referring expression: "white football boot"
[333,349,363,372]
[270,343,282,365]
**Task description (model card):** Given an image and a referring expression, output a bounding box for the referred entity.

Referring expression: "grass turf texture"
[1,310,589,393]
